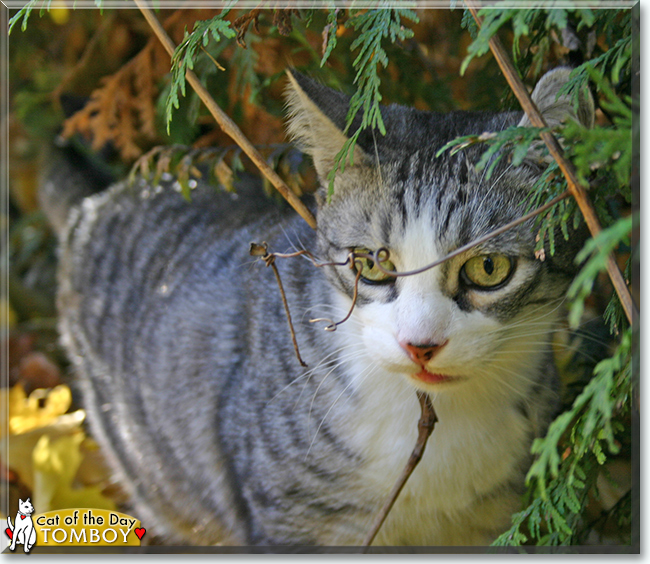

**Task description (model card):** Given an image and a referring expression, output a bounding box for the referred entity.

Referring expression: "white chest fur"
[341,356,533,546]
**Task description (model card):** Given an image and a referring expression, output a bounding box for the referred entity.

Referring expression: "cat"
[7,498,37,553]
[50,67,593,547]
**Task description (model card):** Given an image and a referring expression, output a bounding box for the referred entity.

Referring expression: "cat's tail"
[38,95,116,237]
[7,516,13,531]
[39,138,116,237]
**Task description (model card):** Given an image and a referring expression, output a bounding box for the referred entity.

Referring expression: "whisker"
[265,344,362,406]
[305,359,380,460]
[299,348,365,412]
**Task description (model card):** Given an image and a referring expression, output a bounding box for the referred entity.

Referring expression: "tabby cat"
[50,68,593,547]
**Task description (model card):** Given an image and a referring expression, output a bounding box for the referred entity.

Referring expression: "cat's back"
[58,172,299,361]
[56,173,315,544]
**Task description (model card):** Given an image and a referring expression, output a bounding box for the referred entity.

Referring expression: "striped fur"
[54,69,592,546]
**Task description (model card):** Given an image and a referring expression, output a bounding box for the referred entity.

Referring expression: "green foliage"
[323,8,419,197]
[455,5,635,548]
[567,216,633,328]
[436,125,549,180]
[461,8,624,79]
[563,68,633,190]
[9,0,105,33]
[128,142,307,202]
[165,12,237,132]
[495,329,631,546]
[9,0,40,34]
[441,4,635,548]
[320,8,341,66]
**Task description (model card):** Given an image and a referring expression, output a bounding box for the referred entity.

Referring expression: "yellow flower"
[3,385,83,436]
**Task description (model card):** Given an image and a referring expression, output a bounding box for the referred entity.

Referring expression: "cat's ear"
[518,67,594,165]
[284,70,370,181]
[519,67,595,130]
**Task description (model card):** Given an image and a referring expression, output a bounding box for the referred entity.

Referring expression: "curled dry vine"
[249,243,308,368]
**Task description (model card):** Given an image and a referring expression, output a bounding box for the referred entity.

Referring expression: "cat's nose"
[401,341,448,365]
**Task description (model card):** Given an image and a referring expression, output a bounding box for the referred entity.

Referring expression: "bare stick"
[310,264,363,331]
[369,190,571,278]
[263,190,573,333]
[134,0,317,230]
[250,243,307,367]
[361,392,438,549]
[465,0,637,326]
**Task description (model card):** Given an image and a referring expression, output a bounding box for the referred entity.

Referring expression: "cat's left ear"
[284,70,371,182]
[519,67,595,130]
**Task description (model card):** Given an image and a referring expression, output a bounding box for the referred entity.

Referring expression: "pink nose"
[401,341,447,364]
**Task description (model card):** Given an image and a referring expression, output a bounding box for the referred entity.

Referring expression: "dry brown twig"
[362,392,438,548]
[464,0,637,327]
[249,243,308,367]
[134,0,317,230]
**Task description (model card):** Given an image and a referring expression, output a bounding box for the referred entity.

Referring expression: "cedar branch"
[134,0,317,230]
[465,0,637,326]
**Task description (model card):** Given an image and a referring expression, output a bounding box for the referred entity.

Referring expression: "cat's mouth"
[412,368,458,385]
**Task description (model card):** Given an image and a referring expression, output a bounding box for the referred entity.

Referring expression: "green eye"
[353,248,396,284]
[461,254,513,289]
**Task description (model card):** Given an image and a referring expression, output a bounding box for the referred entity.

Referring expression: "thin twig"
[369,190,571,278]
[310,265,363,332]
[261,189,573,335]
[361,392,438,549]
[465,0,637,326]
[250,243,307,367]
[134,0,317,230]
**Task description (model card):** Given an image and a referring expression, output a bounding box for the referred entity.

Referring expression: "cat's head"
[285,69,593,397]
[18,498,34,515]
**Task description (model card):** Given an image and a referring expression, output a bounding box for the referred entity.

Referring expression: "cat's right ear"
[284,70,370,183]
[519,67,595,130]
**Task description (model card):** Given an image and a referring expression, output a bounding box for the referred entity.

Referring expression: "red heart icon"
[134,528,146,540]
[5,528,12,540]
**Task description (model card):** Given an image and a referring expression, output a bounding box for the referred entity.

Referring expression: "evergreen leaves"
[458,6,635,547]
[324,8,419,197]
[165,13,236,132]
[494,329,631,546]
